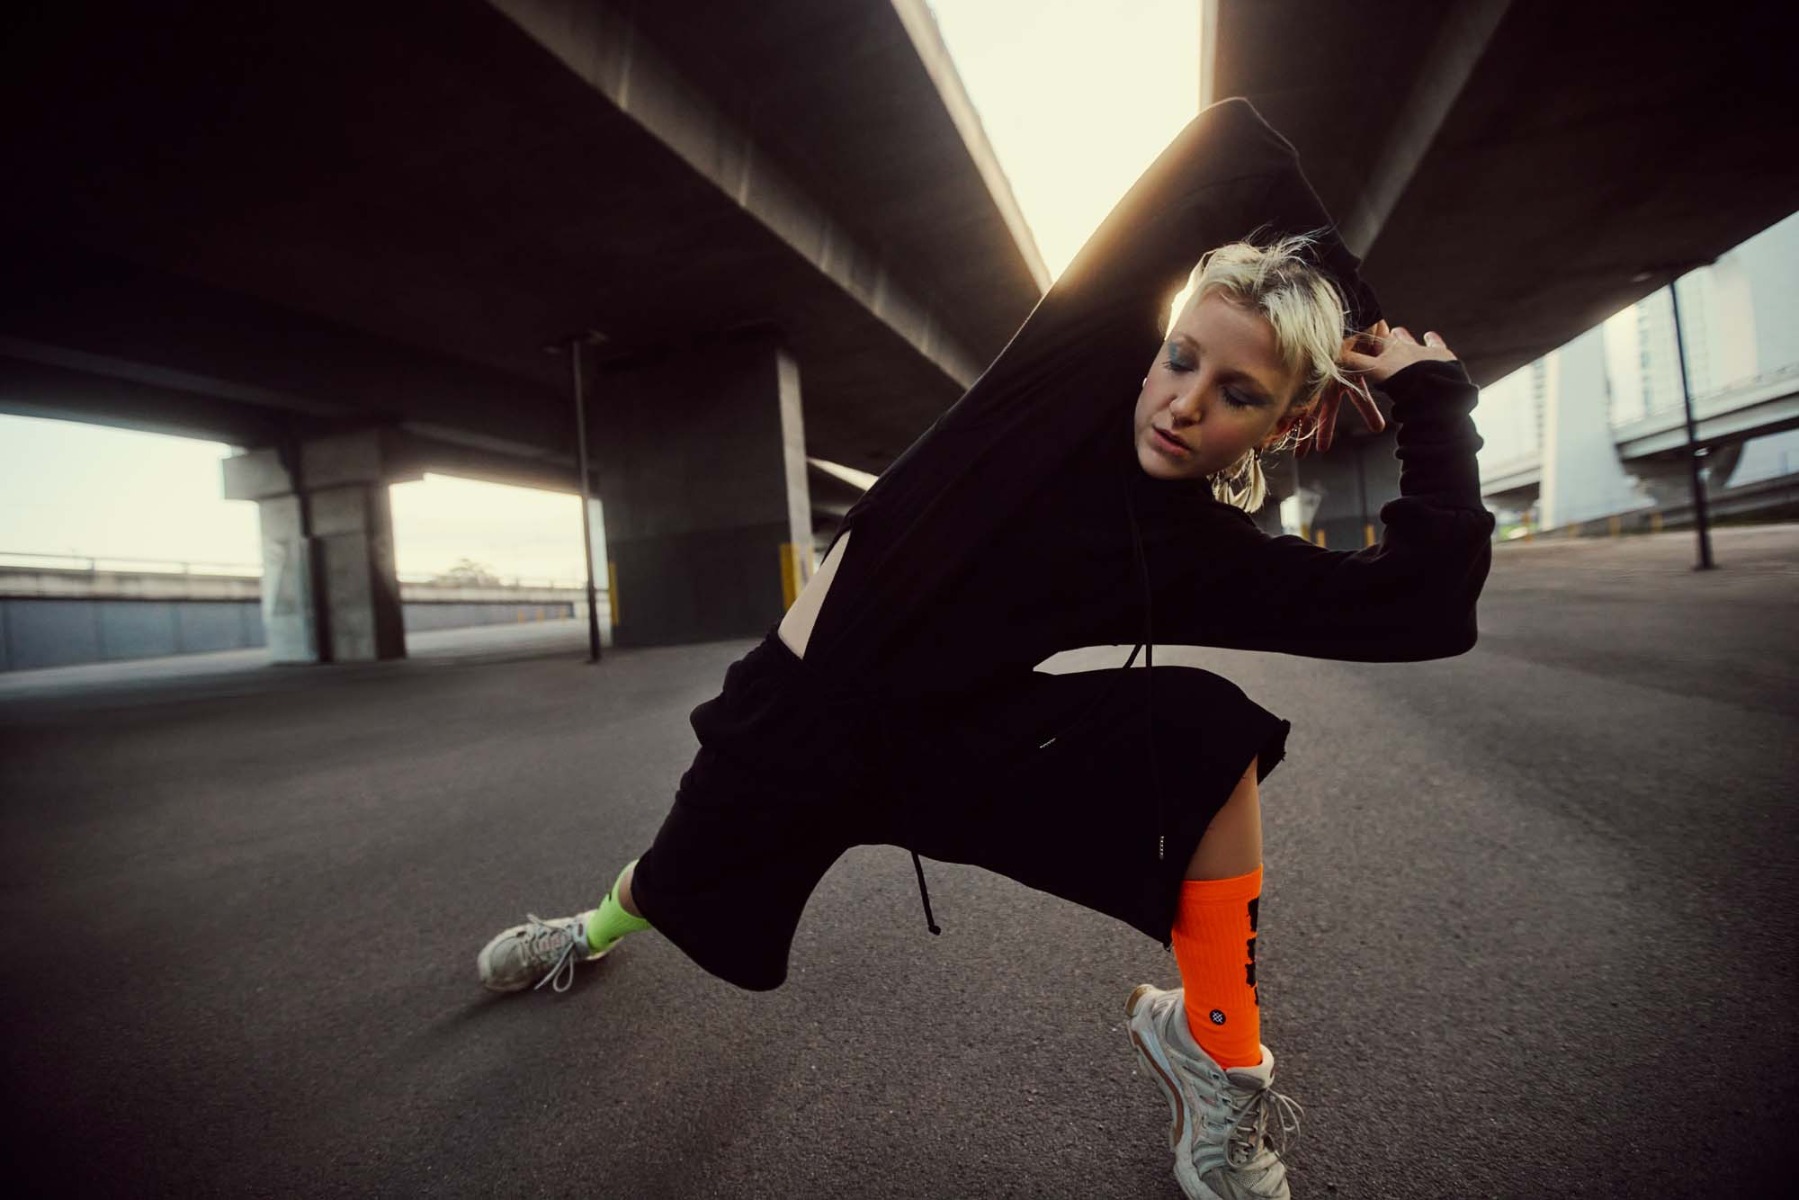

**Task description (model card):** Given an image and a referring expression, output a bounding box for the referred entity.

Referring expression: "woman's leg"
[475,858,651,993]
[587,859,651,945]
[1185,758,1262,881]
[1171,756,1266,1069]
[616,859,643,918]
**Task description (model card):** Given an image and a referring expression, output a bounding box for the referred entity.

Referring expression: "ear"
[1261,393,1314,452]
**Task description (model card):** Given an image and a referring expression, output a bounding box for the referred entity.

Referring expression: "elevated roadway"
[1205,0,1798,388]
[1480,365,1799,495]
[1,0,1043,475]
[1206,1,1799,545]
[7,2,1797,655]
[1,0,1046,656]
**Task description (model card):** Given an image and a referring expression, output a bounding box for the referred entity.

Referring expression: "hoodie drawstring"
[906,478,1163,940]
[910,851,941,936]
[1123,486,1166,862]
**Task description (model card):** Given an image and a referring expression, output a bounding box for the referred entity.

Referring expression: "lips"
[1153,426,1191,454]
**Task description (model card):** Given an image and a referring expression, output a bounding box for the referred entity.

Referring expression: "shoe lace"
[522,914,584,994]
[1226,1081,1302,1169]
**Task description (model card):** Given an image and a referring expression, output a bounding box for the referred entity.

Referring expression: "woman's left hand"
[1340,319,1458,385]
[1296,321,1457,458]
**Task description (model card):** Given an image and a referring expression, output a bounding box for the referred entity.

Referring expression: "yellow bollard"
[1651,510,1664,533]
[1363,522,1376,548]
[780,543,804,610]
[1609,515,1622,537]
[1313,528,1328,548]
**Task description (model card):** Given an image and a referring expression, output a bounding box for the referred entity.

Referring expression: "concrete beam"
[1340,0,1510,259]
[222,430,424,503]
[1615,376,1799,459]
[888,0,1049,293]
[490,0,984,392]
[1197,0,1220,109]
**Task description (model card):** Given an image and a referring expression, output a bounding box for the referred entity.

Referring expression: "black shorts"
[631,632,1290,991]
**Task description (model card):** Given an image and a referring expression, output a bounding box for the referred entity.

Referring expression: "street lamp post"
[1667,282,1715,571]
[564,333,606,662]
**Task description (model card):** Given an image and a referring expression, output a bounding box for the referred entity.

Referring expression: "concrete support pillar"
[591,335,812,646]
[1541,327,1651,529]
[222,430,412,663]
[1293,427,1400,549]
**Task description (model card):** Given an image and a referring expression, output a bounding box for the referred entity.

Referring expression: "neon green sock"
[585,860,652,954]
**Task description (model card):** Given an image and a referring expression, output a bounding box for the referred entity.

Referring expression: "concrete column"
[1293,427,1400,549]
[1541,327,1652,529]
[222,430,412,663]
[590,335,812,646]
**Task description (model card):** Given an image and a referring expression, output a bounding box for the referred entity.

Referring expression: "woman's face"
[1133,292,1304,482]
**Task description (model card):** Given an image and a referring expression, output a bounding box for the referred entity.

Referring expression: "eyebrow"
[1166,334,1278,402]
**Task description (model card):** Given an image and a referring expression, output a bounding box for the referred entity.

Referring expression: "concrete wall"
[0,599,264,671]
[0,596,577,672]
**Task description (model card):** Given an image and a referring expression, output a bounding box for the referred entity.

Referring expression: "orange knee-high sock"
[1170,865,1263,1069]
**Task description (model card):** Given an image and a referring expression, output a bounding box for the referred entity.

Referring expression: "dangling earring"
[1225,447,1267,511]
[1213,445,1265,511]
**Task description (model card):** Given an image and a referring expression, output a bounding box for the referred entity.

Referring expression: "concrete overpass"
[1203,0,1799,541]
[8,1,1797,659]
[1483,366,1799,496]
[1204,0,1797,386]
[1,0,1045,659]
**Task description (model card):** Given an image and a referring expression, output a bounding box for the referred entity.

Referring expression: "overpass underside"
[1205,0,1799,548]
[0,0,1044,661]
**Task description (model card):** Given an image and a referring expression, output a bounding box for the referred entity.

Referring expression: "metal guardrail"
[0,551,262,577]
[0,552,585,591]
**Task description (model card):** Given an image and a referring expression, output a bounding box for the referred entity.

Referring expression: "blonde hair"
[1166,234,1369,511]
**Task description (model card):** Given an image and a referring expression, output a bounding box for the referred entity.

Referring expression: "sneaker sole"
[1125,985,1227,1200]
[1126,985,1187,1151]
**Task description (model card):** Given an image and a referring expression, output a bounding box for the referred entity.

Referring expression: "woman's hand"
[1341,319,1458,385]
[1295,321,1457,458]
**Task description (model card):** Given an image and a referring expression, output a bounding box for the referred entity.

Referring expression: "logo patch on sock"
[1209,1009,1227,1025]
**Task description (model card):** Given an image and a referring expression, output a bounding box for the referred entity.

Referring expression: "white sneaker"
[477,913,603,994]
[1125,984,1301,1200]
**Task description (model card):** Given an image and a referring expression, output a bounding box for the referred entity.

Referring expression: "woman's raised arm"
[807,100,1379,671]
[933,98,1380,438]
[1149,355,1495,663]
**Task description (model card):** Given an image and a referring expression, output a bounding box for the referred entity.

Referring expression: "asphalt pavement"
[1,525,1793,1198]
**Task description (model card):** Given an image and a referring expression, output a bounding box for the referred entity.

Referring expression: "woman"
[477,98,1493,1200]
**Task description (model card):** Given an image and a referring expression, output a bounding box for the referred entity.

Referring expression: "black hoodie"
[667,99,1494,975]
[804,98,1490,695]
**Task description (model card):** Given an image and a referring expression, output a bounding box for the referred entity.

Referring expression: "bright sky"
[0,1,1197,580]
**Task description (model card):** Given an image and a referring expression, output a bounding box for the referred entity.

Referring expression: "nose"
[1168,373,1211,424]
